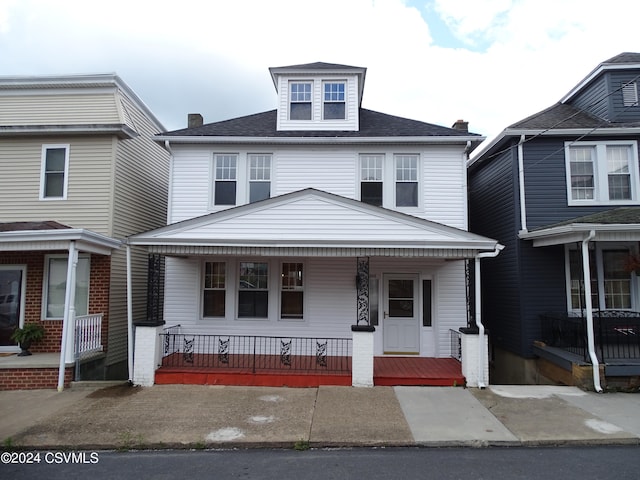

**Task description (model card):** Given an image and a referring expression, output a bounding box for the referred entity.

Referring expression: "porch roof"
[519,207,640,247]
[128,189,500,258]
[0,221,121,255]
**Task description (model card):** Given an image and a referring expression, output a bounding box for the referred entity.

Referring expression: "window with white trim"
[360,155,383,206]
[40,145,69,200]
[567,247,632,311]
[203,262,225,317]
[281,262,303,319]
[323,82,346,120]
[289,82,312,120]
[395,154,419,207]
[43,255,90,319]
[248,154,271,203]
[213,154,237,205]
[566,141,639,205]
[238,262,268,318]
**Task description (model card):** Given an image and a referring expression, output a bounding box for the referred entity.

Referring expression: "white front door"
[383,274,420,354]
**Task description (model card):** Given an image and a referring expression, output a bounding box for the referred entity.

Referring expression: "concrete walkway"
[0,384,638,450]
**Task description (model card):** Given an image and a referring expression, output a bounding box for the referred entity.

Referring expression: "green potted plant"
[10,323,45,356]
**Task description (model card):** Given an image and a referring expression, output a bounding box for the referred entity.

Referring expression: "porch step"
[374,357,465,387]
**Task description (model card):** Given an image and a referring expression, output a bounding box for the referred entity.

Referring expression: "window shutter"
[622,82,638,107]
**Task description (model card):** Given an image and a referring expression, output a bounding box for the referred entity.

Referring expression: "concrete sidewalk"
[1,383,638,450]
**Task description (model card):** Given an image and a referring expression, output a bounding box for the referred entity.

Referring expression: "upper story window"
[40,145,69,200]
[323,82,346,120]
[360,155,383,206]
[249,154,271,203]
[214,154,237,205]
[395,155,419,207]
[566,141,639,205]
[289,82,312,120]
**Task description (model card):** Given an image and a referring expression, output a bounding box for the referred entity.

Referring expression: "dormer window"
[323,82,346,120]
[289,82,312,120]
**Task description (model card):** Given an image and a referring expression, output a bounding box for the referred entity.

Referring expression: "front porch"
[155,356,464,387]
[151,330,465,387]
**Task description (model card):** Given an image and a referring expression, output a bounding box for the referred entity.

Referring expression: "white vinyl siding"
[275,76,359,131]
[168,145,469,230]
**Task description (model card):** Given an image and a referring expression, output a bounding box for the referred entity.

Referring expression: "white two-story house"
[129,62,501,387]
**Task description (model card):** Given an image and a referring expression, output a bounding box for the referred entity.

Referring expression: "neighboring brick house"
[468,53,640,390]
[0,74,169,389]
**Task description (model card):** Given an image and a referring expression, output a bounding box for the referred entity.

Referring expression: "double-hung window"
[395,155,419,207]
[238,262,268,318]
[40,145,69,200]
[281,262,303,319]
[566,141,638,204]
[249,154,271,203]
[44,255,90,319]
[568,248,632,311]
[290,82,312,120]
[360,155,383,206]
[214,154,237,205]
[203,262,226,317]
[323,82,345,120]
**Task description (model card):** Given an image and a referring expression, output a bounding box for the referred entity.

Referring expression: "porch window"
[568,248,631,310]
[290,82,312,120]
[248,154,271,203]
[566,141,638,205]
[281,262,303,319]
[44,255,90,319]
[203,262,225,317]
[360,155,383,206]
[395,155,418,207]
[40,144,69,200]
[214,154,237,205]
[238,262,268,318]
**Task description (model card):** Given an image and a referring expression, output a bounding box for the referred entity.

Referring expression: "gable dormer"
[561,52,640,123]
[269,62,366,132]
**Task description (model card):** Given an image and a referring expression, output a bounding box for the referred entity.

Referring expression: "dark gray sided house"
[468,52,640,391]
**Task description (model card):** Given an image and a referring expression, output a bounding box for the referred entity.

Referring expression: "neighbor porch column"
[58,241,78,391]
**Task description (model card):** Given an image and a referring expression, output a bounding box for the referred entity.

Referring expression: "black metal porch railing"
[540,311,640,362]
[449,329,462,361]
[159,331,352,374]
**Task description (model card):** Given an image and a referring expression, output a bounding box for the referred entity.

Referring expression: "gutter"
[581,230,603,392]
[474,243,505,388]
[517,134,527,233]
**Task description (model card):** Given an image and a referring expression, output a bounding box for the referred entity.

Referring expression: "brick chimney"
[451,119,468,133]
[188,113,203,128]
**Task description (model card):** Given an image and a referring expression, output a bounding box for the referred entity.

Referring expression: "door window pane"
[388,279,414,317]
[0,268,23,347]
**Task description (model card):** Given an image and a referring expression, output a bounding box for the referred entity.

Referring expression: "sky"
[1,0,639,148]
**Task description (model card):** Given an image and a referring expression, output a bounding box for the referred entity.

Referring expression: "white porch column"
[57,241,78,392]
[351,325,375,387]
[460,329,488,387]
[581,231,603,392]
[133,325,163,387]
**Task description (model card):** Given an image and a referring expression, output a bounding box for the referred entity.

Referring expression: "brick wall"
[0,367,74,390]
[1,251,111,353]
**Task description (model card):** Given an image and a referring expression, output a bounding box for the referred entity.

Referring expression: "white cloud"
[0,0,639,139]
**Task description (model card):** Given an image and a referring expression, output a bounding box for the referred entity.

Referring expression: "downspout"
[58,241,78,392]
[581,230,603,392]
[517,135,527,233]
[475,243,505,388]
[126,243,134,384]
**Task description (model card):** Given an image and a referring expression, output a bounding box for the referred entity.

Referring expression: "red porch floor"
[155,355,464,387]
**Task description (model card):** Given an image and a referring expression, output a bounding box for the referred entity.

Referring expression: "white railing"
[75,313,103,359]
